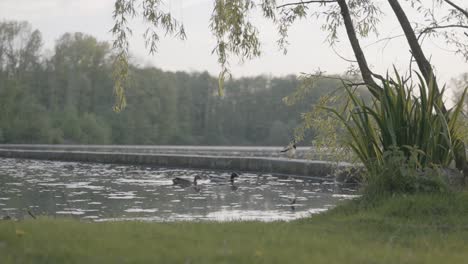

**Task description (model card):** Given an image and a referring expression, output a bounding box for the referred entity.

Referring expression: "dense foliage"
[110,0,467,111]
[328,73,466,170]
[0,20,344,146]
[325,72,467,193]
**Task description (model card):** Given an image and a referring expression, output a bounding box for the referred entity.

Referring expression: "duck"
[229,172,239,183]
[172,175,202,187]
[280,142,296,158]
[210,172,239,184]
[64,164,74,171]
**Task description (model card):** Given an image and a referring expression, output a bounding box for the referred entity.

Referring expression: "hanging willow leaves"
[111,0,466,114]
[111,0,185,112]
[209,0,262,96]
[111,0,387,109]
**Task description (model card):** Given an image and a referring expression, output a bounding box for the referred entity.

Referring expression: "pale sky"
[0,0,467,85]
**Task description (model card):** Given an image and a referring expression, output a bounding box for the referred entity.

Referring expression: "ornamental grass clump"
[325,72,467,193]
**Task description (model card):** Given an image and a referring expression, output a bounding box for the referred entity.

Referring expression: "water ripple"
[0,158,358,221]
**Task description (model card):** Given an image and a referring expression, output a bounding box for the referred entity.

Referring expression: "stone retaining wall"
[0,144,335,160]
[0,148,346,178]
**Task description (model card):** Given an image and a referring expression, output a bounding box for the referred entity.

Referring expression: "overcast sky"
[0,0,466,85]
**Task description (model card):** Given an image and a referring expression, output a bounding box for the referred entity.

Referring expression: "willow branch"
[331,45,357,63]
[417,24,468,42]
[277,0,337,9]
[421,24,468,34]
[443,0,468,19]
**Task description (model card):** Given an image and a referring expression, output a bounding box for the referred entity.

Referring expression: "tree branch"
[365,25,468,49]
[302,73,366,86]
[420,24,468,35]
[390,0,468,172]
[443,0,468,19]
[277,0,337,9]
[364,33,405,48]
[331,45,357,63]
[387,0,441,103]
[417,24,468,42]
[336,0,383,99]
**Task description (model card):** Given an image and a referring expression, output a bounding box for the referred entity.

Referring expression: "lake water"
[0,158,358,222]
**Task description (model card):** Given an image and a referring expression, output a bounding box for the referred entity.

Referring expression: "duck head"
[230,172,239,183]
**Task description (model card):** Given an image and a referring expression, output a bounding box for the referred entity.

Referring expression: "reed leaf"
[324,71,467,188]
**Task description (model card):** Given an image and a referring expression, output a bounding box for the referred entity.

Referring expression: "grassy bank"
[1,192,468,263]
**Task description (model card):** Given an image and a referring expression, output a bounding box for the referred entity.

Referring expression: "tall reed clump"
[325,72,467,194]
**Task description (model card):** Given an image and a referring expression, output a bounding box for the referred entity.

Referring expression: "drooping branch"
[389,0,467,62]
[443,0,468,19]
[336,0,383,99]
[210,0,261,96]
[275,0,384,98]
[111,0,186,112]
[111,0,136,112]
[418,24,468,40]
[277,0,336,9]
[423,24,468,32]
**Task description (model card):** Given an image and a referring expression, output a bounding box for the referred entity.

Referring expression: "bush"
[364,147,449,197]
[325,71,467,194]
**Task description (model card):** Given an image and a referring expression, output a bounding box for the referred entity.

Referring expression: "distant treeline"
[0,20,345,146]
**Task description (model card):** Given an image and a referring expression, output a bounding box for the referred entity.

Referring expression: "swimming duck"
[210,172,239,184]
[172,175,202,187]
[64,164,74,171]
[229,172,239,183]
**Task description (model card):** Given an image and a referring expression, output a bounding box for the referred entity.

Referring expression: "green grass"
[1,192,468,263]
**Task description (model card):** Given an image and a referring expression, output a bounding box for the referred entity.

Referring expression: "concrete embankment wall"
[0,148,345,178]
[0,144,336,160]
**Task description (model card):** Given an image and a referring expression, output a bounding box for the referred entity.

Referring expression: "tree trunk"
[388,0,468,173]
[386,0,440,94]
[336,0,383,99]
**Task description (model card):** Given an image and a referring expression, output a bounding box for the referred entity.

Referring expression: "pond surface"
[0,158,358,222]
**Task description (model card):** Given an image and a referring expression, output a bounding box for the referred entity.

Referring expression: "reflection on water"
[0,158,358,222]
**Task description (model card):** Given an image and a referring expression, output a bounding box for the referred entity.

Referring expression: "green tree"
[0,20,345,146]
[50,32,111,112]
[79,113,111,144]
[110,0,467,108]
[0,21,42,78]
[109,0,468,173]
